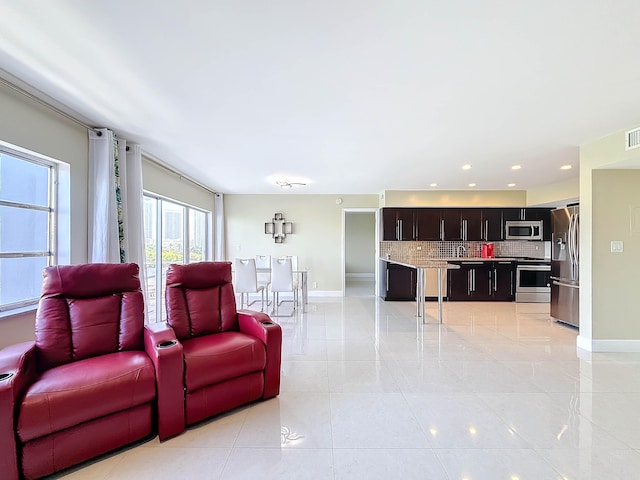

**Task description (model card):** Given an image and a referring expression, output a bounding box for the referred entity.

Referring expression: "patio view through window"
[143,193,210,322]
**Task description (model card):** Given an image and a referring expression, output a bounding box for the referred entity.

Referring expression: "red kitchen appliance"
[482,243,494,258]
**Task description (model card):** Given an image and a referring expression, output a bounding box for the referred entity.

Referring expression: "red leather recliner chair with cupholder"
[0,263,183,480]
[164,261,282,431]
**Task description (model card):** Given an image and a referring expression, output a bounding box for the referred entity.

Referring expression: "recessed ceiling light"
[560,164,572,170]
[462,164,472,170]
[430,183,438,187]
[468,183,476,187]
[508,183,516,187]
[511,165,522,170]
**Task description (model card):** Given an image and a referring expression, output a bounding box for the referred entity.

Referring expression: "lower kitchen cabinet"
[491,261,515,301]
[448,261,514,301]
[384,263,416,300]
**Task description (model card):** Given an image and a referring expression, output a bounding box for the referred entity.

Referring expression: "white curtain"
[88,129,120,263]
[214,193,225,260]
[88,128,149,318]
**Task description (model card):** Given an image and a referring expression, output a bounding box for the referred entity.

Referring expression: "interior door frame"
[341,208,379,296]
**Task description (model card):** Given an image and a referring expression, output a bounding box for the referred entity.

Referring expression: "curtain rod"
[1,74,219,195]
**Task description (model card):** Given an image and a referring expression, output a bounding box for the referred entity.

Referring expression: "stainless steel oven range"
[515,260,551,303]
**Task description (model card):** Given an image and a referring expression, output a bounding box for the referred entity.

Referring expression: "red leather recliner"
[0,263,183,480]
[165,261,282,431]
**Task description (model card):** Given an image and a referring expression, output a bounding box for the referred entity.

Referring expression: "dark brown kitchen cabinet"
[501,208,523,224]
[384,262,416,300]
[461,209,483,241]
[448,261,514,301]
[481,208,504,241]
[491,261,515,301]
[441,209,483,241]
[382,208,399,241]
[382,208,416,241]
[448,262,491,300]
[524,208,551,240]
[415,209,443,240]
[442,209,463,240]
[447,263,470,300]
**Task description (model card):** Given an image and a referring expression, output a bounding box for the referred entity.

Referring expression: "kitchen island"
[380,257,460,324]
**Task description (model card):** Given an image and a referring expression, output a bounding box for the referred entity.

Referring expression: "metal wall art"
[264,212,293,243]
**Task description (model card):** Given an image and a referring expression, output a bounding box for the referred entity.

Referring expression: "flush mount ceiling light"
[276,180,307,188]
[462,164,472,170]
[511,165,522,170]
[508,183,516,187]
[430,183,438,187]
[560,164,572,170]
[468,183,477,187]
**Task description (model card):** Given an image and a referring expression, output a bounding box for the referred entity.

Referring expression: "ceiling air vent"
[625,127,640,150]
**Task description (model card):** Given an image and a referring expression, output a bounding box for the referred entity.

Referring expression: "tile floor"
[51,285,640,479]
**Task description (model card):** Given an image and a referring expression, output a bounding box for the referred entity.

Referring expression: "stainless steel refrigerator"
[550,205,579,327]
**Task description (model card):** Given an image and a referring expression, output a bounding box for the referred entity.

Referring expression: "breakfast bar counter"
[380,257,460,324]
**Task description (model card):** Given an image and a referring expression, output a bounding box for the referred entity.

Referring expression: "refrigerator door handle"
[552,280,580,289]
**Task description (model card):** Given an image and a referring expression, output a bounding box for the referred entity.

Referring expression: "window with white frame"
[143,192,211,322]
[0,145,58,313]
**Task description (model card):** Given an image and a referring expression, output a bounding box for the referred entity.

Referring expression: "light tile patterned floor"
[51,291,640,480]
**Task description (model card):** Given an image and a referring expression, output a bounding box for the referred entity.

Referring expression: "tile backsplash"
[380,241,550,260]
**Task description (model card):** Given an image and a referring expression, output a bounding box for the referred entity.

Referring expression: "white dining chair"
[234,258,266,311]
[270,257,297,316]
[254,255,272,291]
[279,255,300,303]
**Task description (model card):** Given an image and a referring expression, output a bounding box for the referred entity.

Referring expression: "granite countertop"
[381,256,550,266]
[380,257,460,269]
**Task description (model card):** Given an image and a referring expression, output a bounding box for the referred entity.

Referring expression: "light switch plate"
[611,240,624,253]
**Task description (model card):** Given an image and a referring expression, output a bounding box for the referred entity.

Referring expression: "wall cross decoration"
[264,212,293,243]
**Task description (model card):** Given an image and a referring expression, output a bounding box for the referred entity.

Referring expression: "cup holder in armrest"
[261,321,275,326]
[156,340,178,349]
[0,373,14,381]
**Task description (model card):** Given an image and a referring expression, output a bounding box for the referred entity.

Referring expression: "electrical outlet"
[312,281,318,289]
[611,240,624,253]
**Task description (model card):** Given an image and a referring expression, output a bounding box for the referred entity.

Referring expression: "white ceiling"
[2,0,640,195]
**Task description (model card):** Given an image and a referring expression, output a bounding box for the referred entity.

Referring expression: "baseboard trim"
[345,273,375,280]
[577,336,640,353]
[308,290,342,297]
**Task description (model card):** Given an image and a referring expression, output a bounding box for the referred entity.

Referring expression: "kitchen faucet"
[456,245,466,258]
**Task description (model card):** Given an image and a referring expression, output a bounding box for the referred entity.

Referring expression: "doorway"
[342,208,378,297]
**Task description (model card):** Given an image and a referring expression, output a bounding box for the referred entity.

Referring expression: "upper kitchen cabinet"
[461,209,483,241]
[442,209,483,241]
[481,208,504,241]
[382,208,417,241]
[415,209,443,241]
[524,208,551,240]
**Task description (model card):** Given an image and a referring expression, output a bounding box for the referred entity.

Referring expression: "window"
[143,193,211,322]
[0,145,59,313]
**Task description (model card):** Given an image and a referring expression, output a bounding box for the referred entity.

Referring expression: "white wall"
[383,190,527,207]
[0,82,216,348]
[579,126,640,351]
[224,194,378,292]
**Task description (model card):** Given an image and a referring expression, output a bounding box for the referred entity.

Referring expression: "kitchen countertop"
[380,257,461,268]
[384,257,550,263]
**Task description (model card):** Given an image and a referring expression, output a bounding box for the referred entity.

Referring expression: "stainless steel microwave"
[504,220,543,240]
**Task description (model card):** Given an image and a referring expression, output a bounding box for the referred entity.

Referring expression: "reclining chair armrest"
[144,323,185,440]
[237,310,282,399]
[0,341,38,479]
